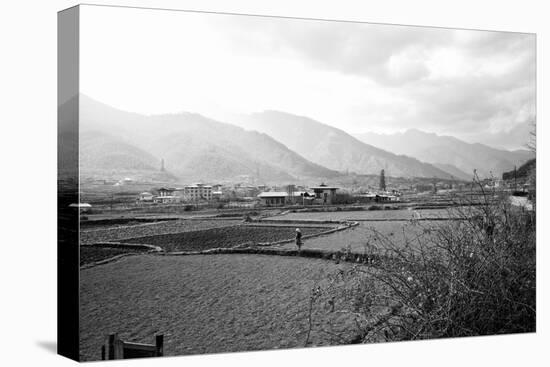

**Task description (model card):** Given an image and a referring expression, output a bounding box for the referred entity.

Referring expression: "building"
[68,203,92,213]
[211,184,223,192]
[377,194,400,202]
[153,187,179,204]
[157,187,176,197]
[257,191,315,206]
[289,191,315,205]
[153,195,179,204]
[184,183,213,201]
[310,184,339,204]
[356,193,378,203]
[114,177,135,186]
[138,192,154,202]
[258,191,288,206]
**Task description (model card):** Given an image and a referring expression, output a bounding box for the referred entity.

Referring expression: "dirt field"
[80,218,178,229]
[80,219,241,245]
[80,246,151,266]
[271,208,454,221]
[79,254,359,361]
[277,220,443,253]
[120,225,328,252]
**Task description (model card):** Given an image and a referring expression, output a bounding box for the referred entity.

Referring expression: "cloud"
[207,15,535,142]
[80,6,536,149]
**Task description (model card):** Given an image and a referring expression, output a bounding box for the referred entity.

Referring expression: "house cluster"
[138,183,214,204]
[138,181,406,207]
[257,183,339,206]
[138,182,345,207]
[355,191,401,203]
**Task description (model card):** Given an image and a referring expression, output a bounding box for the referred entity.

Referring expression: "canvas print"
[58,4,536,361]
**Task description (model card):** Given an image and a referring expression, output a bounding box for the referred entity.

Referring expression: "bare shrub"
[311,181,536,343]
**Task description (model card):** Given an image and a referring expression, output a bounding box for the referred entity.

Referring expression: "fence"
[101,333,163,360]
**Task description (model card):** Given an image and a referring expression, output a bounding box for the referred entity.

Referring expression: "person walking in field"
[295,228,303,253]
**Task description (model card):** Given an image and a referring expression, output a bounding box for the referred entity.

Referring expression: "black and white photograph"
[5,0,550,365]
[56,4,541,362]
[55,4,540,362]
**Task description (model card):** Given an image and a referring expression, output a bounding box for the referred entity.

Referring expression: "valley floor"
[78,202,523,360]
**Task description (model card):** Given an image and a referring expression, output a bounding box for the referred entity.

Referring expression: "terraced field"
[120,225,329,252]
[80,219,241,245]
[79,254,362,360]
[271,208,455,222]
[276,220,444,253]
[80,245,151,266]
[78,207,456,360]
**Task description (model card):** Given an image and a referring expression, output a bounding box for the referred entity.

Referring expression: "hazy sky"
[80,5,535,149]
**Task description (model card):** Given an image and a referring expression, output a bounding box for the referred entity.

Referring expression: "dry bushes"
[312,185,536,342]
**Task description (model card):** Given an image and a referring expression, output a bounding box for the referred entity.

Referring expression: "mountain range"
[235,111,462,179]
[79,95,338,184]
[78,95,532,184]
[354,129,533,179]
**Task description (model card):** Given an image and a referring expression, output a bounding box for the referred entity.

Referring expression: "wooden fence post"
[103,333,164,359]
[155,334,164,357]
[113,334,124,359]
[107,334,115,360]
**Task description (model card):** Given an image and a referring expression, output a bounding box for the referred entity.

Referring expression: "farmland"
[79,254,363,360]
[80,219,242,245]
[78,204,468,359]
[80,245,151,266]
[263,208,455,254]
[271,208,457,221]
[275,220,441,253]
[120,225,329,252]
[78,208,454,262]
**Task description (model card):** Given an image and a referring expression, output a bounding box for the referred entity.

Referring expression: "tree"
[379,169,386,191]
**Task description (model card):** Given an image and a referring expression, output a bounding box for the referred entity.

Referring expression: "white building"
[138,192,154,202]
[153,187,180,203]
[257,191,288,206]
[310,184,339,204]
[184,183,213,201]
[257,191,315,206]
[68,203,92,213]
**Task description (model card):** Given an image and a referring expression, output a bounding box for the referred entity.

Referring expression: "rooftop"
[68,203,92,208]
[185,184,213,188]
[257,191,288,198]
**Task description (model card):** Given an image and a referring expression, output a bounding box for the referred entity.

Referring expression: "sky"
[80,5,536,150]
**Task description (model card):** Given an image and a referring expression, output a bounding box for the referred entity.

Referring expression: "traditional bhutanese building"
[310,183,339,204]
